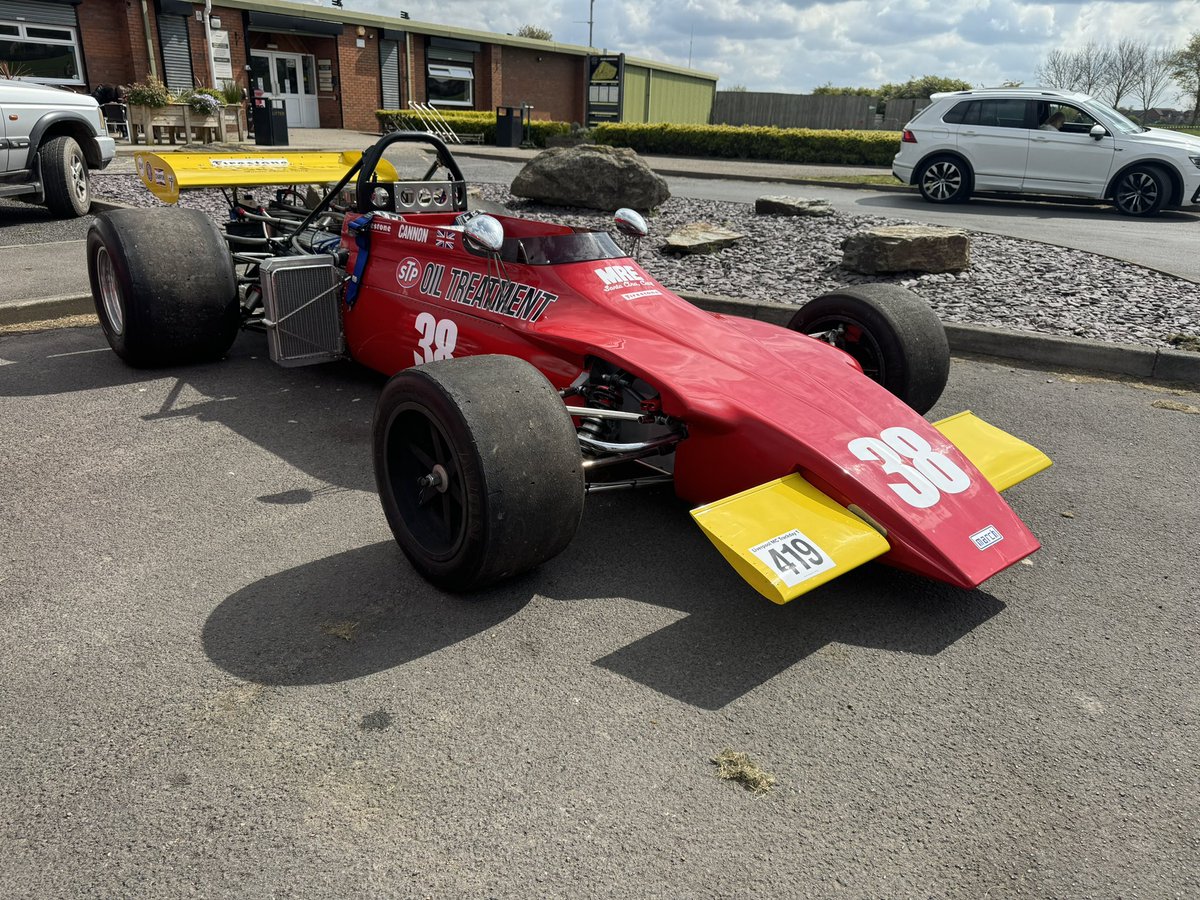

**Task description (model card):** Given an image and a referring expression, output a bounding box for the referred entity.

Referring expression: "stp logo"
[396,257,421,289]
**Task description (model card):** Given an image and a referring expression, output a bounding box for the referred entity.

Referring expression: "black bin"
[252,97,289,146]
[495,106,522,148]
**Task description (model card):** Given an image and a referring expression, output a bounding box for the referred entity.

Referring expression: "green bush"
[590,123,901,166]
[125,76,172,108]
[375,109,570,147]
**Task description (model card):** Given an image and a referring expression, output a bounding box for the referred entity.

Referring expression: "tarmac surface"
[0,127,1197,387]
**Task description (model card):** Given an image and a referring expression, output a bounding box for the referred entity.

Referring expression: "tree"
[1107,39,1144,107]
[1169,32,1200,124]
[877,75,974,101]
[1036,49,1079,89]
[812,83,874,96]
[516,24,553,40]
[1072,42,1114,97]
[1136,47,1176,113]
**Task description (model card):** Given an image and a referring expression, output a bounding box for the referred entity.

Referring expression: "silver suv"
[893,88,1200,217]
[0,80,116,218]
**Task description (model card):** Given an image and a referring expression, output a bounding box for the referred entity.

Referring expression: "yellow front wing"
[691,474,890,605]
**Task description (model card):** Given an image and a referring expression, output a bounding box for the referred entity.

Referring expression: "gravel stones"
[90,173,1200,351]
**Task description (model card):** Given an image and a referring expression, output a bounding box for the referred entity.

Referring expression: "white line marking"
[46,347,110,358]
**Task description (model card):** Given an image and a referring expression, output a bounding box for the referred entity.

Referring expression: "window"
[942,101,971,124]
[975,99,1030,129]
[1041,102,1103,135]
[0,20,83,84]
[427,64,473,107]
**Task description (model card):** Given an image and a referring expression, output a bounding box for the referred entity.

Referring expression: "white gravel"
[92,172,1200,350]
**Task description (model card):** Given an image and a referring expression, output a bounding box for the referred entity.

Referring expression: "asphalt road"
[1,325,1197,898]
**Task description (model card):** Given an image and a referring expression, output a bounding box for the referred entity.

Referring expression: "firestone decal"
[413,263,557,322]
[209,158,290,168]
[621,289,662,301]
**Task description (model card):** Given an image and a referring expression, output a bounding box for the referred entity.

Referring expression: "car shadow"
[202,486,1004,709]
[853,192,1200,223]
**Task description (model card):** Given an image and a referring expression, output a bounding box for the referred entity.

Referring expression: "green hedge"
[590,123,901,166]
[375,110,570,147]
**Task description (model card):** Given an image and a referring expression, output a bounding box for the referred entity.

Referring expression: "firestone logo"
[396,257,422,289]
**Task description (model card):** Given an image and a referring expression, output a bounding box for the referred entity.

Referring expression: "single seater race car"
[87,132,1051,604]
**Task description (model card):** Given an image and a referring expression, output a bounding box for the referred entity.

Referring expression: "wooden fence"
[711,92,930,131]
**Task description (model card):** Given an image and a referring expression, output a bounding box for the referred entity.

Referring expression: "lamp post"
[588,0,595,48]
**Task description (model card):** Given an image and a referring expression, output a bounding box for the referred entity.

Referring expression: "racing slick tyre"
[39,135,90,218]
[373,355,586,592]
[916,155,972,204]
[1112,165,1169,217]
[87,208,239,367]
[789,284,950,415]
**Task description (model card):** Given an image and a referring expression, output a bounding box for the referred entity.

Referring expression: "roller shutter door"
[0,2,77,27]
[158,15,193,93]
[380,39,400,109]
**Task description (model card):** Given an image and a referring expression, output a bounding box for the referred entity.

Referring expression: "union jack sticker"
[435,229,457,249]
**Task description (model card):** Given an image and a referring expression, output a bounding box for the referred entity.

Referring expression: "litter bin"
[252,97,289,146]
[495,106,522,148]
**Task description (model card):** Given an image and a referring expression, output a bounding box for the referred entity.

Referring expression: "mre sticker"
[749,529,835,587]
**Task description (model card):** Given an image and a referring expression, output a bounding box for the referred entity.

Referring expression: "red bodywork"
[341,211,1039,591]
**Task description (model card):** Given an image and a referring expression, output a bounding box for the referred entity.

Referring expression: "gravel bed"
[92,173,1199,350]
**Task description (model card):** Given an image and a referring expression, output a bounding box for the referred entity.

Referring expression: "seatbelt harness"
[344,212,375,309]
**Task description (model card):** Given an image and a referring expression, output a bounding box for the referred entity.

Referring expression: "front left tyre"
[40,135,90,218]
[1112,165,1169,217]
[87,208,240,367]
[373,355,586,592]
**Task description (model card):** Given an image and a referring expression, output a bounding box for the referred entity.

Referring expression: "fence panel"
[711,92,875,130]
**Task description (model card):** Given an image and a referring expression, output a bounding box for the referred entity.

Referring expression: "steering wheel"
[355,131,466,214]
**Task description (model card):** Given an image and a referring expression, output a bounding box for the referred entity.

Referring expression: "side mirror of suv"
[1090,124,1107,141]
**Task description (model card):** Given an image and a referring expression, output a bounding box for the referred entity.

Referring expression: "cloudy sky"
[333,0,1200,103]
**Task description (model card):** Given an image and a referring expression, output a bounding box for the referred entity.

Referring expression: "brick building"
[0,0,716,132]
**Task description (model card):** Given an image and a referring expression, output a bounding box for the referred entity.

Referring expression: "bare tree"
[1136,47,1176,113]
[1073,41,1115,97]
[1107,39,1144,108]
[1036,49,1079,89]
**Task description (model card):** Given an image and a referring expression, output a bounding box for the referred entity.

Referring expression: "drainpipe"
[139,0,158,80]
[404,31,413,107]
[203,0,215,87]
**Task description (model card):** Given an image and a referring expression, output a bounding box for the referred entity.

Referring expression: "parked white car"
[893,88,1200,217]
[0,80,115,218]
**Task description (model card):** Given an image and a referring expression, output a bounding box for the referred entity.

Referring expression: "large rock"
[755,196,834,217]
[841,225,970,274]
[510,144,670,211]
[661,222,745,254]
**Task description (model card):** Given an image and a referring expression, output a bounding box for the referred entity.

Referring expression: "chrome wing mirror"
[613,208,648,260]
[463,214,504,253]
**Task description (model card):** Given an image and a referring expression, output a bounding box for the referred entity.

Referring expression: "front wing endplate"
[934,411,1052,492]
[691,474,890,605]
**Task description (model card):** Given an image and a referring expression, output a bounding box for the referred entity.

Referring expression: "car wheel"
[86,208,239,367]
[788,284,950,414]
[373,354,585,592]
[40,135,90,218]
[917,155,971,204]
[1112,165,1168,217]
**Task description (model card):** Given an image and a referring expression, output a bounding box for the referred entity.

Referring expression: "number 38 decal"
[413,312,458,365]
[848,426,970,509]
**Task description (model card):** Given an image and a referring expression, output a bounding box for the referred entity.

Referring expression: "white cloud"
[348,0,1200,101]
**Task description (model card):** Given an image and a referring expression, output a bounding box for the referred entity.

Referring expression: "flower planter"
[129,103,246,145]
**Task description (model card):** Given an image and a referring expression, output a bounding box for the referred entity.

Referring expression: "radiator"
[259,255,345,367]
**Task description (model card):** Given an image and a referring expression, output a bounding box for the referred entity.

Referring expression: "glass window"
[976,99,1030,128]
[942,101,971,125]
[0,20,83,84]
[427,64,473,107]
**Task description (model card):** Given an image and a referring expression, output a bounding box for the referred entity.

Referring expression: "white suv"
[0,80,116,218]
[892,88,1200,217]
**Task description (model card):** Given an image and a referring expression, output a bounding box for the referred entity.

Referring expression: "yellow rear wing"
[133,151,399,204]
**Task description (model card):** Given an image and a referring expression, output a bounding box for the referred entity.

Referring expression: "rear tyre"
[1112,165,1168,217]
[87,208,239,367]
[788,284,950,414]
[917,155,972,204]
[373,355,585,592]
[40,136,90,217]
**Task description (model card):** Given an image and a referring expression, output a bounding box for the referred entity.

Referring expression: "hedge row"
[375,110,570,147]
[590,123,901,166]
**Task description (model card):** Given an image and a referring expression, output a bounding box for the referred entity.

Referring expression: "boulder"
[661,222,745,255]
[841,225,970,274]
[755,196,834,217]
[510,144,670,211]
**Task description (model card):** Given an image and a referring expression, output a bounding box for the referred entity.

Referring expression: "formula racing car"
[86,132,1051,603]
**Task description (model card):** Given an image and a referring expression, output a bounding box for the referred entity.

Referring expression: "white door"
[1023,104,1115,198]
[251,51,319,127]
[955,99,1030,190]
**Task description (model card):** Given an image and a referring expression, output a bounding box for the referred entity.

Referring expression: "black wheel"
[917,155,972,204]
[40,135,90,217]
[87,208,239,367]
[373,355,585,591]
[788,284,950,414]
[1112,165,1168,217]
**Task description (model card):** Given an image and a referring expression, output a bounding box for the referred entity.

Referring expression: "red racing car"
[87,132,1051,603]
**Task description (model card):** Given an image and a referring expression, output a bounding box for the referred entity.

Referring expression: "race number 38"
[413,312,457,365]
[750,529,835,588]
[848,426,970,509]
